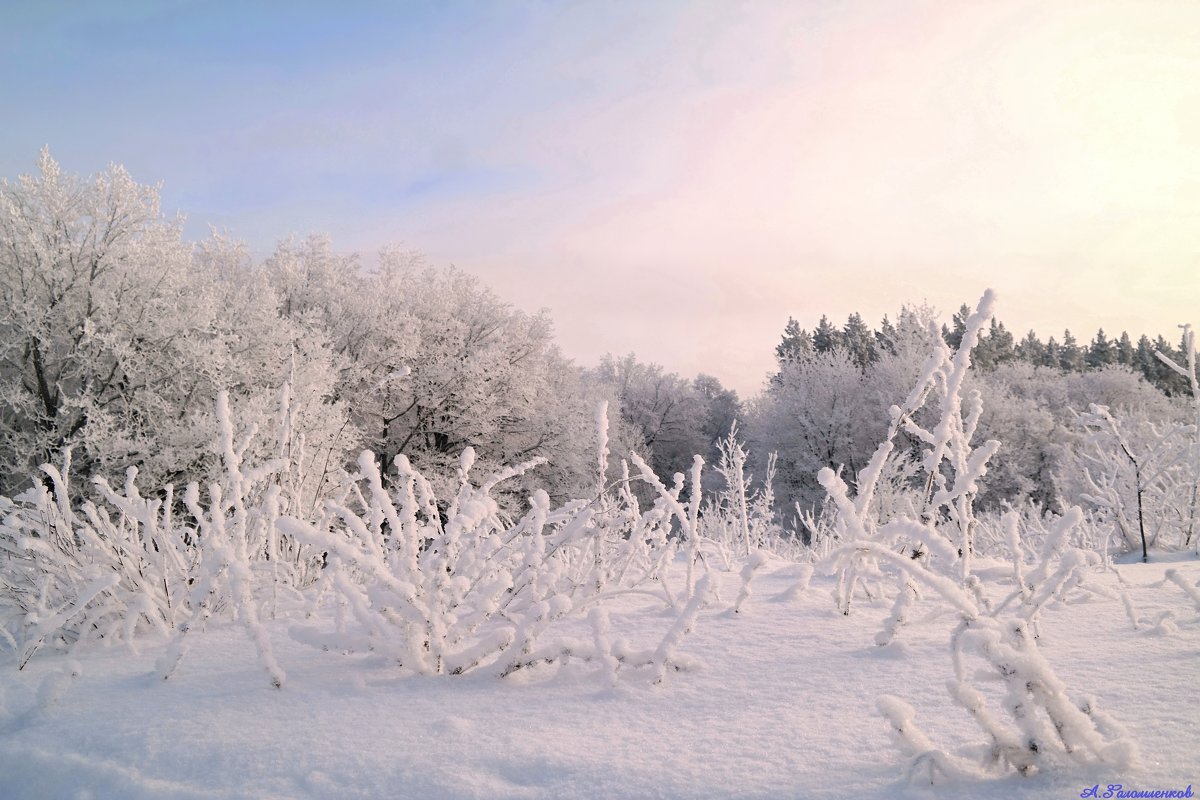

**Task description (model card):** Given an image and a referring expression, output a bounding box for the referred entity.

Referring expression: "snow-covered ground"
[1,556,1196,800]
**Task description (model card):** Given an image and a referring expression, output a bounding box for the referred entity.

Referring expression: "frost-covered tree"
[192,234,351,505]
[749,348,884,512]
[1115,331,1134,366]
[588,355,724,483]
[842,312,878,369]
[812,315,842,353]
[1087,329,1114,369]
[774,317,812,365]
[0,151,187,490]
[272,242,600,504]
[875,315,899,357]
[1014,330,1046,364]
[1059,330,1085,372]
[0,152,341,495]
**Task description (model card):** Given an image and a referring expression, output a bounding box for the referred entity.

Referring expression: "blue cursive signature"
[1081,785,1194,799]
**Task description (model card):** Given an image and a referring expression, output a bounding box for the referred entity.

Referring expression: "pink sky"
[5,1,1198,395]
[375,2,1200,393]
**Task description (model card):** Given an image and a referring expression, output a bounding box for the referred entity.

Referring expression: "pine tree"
[1044,336,1063,370]
[1116,331,1134,366]
[813,315,842,353]
[944,304,971,350]
[775,317,812,364]
[1060,329,1085,371]
[1014,329,1046,364]
[842,312,878,369]
[981,318,1015,369]
[1153,335,1175,361]
[876,315,898,356]
[1135,334,1158,383]
[1086,328,1114,369]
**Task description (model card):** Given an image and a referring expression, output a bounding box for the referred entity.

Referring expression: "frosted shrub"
[1076,405,1192,561]
[0,452,193,668]
[1157,324,1200,554]
[158,394,296,688]
[1065,325,1200,560]
[820,291,1138,781]
[0,388,324,687]
[824,290,1000,614]
[279,449,551,676]
[279,404,712,682]
[708,425,757,560]
[155,388,326,687]
[700,426,794,565]
[1,390,719,686]
[835,494,1137,781]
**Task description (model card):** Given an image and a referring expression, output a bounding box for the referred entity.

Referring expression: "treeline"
[0,152,1190,525]
[754,305,1185,519]
[776,307,1193,396]
[0,152,738,508]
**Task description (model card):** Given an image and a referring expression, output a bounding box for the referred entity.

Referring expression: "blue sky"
[4,1,1199,394]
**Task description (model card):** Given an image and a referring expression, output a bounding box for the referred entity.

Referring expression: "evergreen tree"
[774,317,812,364]
[996,320,1016,361]
[944,304,971,350]
[842,312,878,369]
[1152,334,1174,360]
[1043,336,1063,370]
[976,318,1015,370]
[875,315,898,356]
[1086,328,1114,369]
[1060,329,1085,371]
[812,315,842,353]
[1116,331,1134,366]
[1015,329,1046,365]
[1135,334,1158,383]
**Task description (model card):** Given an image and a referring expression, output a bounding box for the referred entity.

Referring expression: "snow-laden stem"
[818,290,1139,781]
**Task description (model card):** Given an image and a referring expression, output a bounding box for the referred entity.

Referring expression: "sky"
[2,0,1199,396]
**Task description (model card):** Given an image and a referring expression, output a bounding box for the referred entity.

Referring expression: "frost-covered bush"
[1050,325,1200,560]
[818,291,1138,781]
[276,402,713,681]
[0,390,739,685]
[0,454,192,668]
[821,289,999,608]
[0,389,325,681]
[871,508,1137,782]
[697,425,800,565]
[1073,405,1192,561]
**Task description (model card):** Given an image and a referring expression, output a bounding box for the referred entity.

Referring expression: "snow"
[1,557,1196,800]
